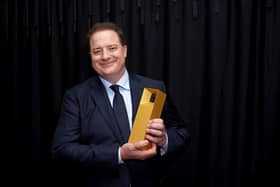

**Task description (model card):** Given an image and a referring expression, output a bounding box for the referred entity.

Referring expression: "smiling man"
[51,22,190,187]
[89,28,127,84]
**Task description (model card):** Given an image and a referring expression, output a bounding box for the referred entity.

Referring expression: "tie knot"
[110,84,120,93]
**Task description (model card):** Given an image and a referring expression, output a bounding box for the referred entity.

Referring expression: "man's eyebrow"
[92,47,101,50]
[93,44,118,49]
[107,44,118,47]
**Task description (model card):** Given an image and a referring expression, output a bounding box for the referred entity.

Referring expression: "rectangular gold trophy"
[128,88,166,144]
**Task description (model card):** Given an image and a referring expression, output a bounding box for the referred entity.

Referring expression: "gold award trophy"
[128,88,166,148]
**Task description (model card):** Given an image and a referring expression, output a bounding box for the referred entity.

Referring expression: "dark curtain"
[4,0,279,186]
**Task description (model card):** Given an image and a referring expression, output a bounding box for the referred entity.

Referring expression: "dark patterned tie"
[110,85,130,141]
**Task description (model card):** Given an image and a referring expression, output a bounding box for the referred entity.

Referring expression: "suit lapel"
[89,78,125,144]
[129,75,144,123]
[88,75,144,144]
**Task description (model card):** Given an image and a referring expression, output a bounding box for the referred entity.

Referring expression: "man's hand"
[145,118,167,147]
[120,140,157,160]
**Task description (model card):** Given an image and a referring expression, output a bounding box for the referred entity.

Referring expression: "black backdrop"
[3,0,280,186]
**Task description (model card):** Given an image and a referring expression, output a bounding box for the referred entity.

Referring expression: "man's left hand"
[145,118,166,147]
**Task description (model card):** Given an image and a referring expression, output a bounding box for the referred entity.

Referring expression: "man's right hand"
[120,140,157,160]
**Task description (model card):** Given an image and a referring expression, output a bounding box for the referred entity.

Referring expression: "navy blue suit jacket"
[52,73,190,187]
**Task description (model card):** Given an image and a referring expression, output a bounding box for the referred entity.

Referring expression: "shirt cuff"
[160,133,168,156]
[118,147,124,164]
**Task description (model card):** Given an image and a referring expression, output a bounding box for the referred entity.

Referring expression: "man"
[52,22,190,187]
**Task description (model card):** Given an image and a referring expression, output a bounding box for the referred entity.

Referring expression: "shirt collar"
[99,70,130,91]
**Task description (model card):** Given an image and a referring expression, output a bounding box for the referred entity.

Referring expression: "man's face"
[89,30,127,83]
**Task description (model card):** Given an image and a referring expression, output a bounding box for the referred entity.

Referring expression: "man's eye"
[92,50,101,55]
[109,46,117,51]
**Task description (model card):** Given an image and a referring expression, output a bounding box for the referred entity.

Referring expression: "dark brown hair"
[87,22,126,45]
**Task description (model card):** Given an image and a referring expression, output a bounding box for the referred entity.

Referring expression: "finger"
[150,118,163,123]
[134,140,149,149]
[148,119,164,129]
[145,134,162,144]
[146,133,166,146]
[138,143,157,159]
[148,122,164,131]
[146,128,164,137]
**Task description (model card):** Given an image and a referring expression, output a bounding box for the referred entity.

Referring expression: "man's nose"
[101,49,110,60]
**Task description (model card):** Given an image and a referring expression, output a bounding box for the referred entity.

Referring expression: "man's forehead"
[91,30,118,39]
[90,30,121,45]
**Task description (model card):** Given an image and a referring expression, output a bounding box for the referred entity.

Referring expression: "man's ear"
[123,45,127,57]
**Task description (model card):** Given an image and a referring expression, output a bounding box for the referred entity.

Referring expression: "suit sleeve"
[160,82,191,154]
[51,90,119,168]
